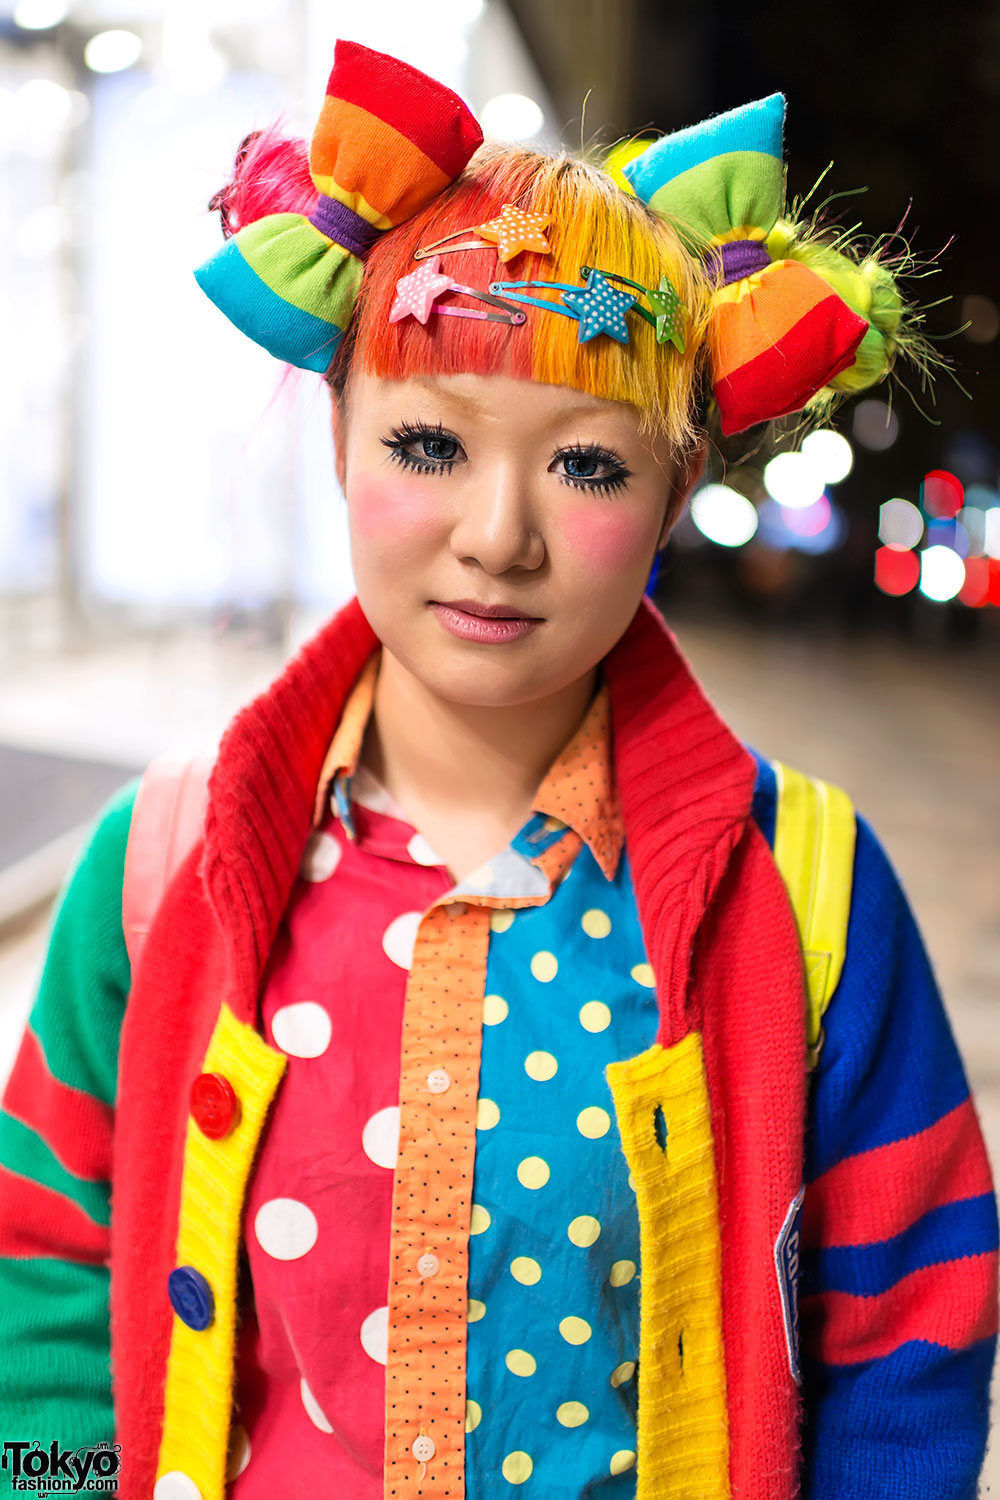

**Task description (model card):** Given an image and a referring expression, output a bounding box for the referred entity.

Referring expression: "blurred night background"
[1,0,999,1462]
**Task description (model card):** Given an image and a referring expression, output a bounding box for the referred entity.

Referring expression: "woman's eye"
[564,452,600,479]
[553,445,633,496]
[380,424,463,475]
[421,434,458,462]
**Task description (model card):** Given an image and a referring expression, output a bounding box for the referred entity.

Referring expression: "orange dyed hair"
[330,142,710,457]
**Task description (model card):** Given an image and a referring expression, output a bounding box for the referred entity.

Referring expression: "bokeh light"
[958,507,986,555]
[919,545,965,602]
[800,428,853,484]
[756,498,845,554]
[958,557,990,608]
[921,469,964,520]
[13,0,68,28]
[17,205,65,260]
[84,30,143,74]
[783,493,831,537]
[874,546,919,596]
[763,451,825,509]
[984,509,1000,560]
[14,78,74,132]
[480,93,544,140]
[690,484,758,547]
[927,517,970,558]
[852,399,900,451]
[960,294,1000,345]
[878,498,923,551]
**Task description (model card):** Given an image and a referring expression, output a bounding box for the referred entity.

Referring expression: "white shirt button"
[412,1434,436,1462]
[154,1474,203,1500]
[427,1067,451,1094]
[417,1252,440,1277]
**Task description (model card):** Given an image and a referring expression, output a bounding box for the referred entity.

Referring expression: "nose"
[448,457,545,574]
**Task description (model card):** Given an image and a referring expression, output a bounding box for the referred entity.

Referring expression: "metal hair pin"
[580,266,687,350]
[490,266,686,348]
[414,204,552,264]
[390,256,526,326]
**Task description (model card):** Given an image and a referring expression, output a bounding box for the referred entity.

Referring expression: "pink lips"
[430,602,542,644]
[436,598,540,620]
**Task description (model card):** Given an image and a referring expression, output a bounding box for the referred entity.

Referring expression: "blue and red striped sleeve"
[799,811,998,1498]
[0,781,136,1473]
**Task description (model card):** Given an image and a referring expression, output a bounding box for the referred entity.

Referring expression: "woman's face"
[334,370,694,709]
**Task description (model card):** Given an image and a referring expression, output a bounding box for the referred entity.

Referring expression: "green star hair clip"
[580,267,687,351]
[489,266,687,350]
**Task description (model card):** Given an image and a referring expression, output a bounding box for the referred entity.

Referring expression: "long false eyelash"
[554,441,633,497]
[380,420,459,476]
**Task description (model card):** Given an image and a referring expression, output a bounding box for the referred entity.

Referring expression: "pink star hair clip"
[389,256,526,326]
[413,204,552,264]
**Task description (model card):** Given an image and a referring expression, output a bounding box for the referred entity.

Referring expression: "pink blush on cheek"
[560,506,654,572]
[349,474,441,542]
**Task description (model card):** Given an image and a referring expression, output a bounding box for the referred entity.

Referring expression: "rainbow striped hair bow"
[624,94,869,435]
[194,41,483,373]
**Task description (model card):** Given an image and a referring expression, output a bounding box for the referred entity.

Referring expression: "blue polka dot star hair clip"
[489,266,687,348]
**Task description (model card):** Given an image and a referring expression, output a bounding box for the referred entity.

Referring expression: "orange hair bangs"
[335,142,709,456]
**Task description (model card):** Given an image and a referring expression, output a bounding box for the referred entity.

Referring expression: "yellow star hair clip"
[414,203,552,265]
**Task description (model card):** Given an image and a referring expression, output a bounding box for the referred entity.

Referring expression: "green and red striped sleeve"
[0,778,137,1468]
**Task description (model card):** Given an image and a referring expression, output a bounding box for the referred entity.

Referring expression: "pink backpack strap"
[122,747,215,973]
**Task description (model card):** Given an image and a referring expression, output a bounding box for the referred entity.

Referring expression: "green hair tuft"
[764,176,959,422]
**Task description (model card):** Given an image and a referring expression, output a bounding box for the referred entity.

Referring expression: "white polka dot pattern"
[407,832,442,866]
[270,1001,332,1059]
[299,831,342,882]
[388,256,454,323]
[360,1305,389,1365]
[253,1198,318,1261]
[362,1105,400,1169]
[381,910,422,969]
[476,203,551,262]
[300,1378,334,1434]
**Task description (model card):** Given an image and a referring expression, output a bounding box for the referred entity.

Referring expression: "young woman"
[0,41,995,1500]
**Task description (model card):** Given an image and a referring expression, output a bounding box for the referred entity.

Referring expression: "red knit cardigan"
[109,592,808,1499]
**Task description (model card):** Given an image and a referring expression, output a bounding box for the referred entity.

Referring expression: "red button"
[190,1073,239,1139]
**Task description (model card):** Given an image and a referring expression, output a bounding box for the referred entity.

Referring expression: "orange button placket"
[384,899,491,1500]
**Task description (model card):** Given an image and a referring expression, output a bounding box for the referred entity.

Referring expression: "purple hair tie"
[704,238,772,286]
[309,194,382,259]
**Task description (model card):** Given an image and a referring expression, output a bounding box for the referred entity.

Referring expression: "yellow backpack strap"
[771,760,857,1072]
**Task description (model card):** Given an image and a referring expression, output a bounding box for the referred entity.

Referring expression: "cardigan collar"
[312,644,624,883]
[202,593,756,1041]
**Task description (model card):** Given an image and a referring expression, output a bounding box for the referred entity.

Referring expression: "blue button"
[168,1266,214,1331]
